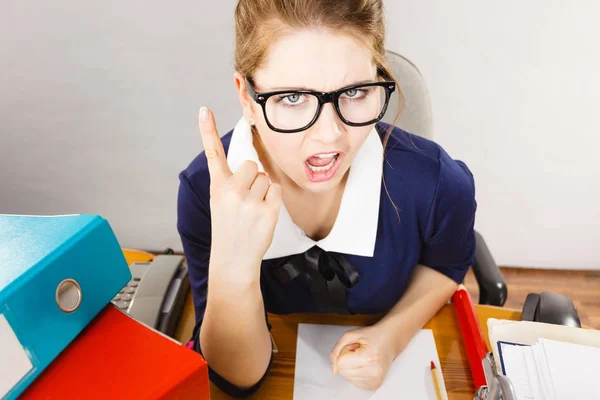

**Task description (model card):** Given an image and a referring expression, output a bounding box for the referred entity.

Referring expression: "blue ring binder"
[0,214,132,399]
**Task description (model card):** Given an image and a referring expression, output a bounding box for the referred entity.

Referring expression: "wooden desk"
[123,249,521,400]
[173,290,521,400]
[122,249,521,399]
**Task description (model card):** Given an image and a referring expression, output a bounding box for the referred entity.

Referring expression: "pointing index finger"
[199,106,232,181]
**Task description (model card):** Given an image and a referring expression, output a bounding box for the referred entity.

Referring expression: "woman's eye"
[342,88,367,99]
[282,93,303,104]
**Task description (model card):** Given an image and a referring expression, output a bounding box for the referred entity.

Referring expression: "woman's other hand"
[330,324,404,391]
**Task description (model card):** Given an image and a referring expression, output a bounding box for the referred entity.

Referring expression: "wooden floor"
[464,267,600,330]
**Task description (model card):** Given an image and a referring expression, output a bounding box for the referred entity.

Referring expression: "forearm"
[376,264,458,356]
[200,267,271,388]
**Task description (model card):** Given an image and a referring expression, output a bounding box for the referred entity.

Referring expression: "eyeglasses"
[246,79,396,134]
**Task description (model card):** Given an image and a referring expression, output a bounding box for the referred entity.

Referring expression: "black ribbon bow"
[270,246,360,314]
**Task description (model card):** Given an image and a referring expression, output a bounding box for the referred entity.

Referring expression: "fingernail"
[200,107,208,122]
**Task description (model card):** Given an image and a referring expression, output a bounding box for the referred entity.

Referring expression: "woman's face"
[235,29,380,193]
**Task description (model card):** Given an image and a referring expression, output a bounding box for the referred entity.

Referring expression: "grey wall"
[385,0,600,269]
[1,0,240,252]
[2,1,599,268]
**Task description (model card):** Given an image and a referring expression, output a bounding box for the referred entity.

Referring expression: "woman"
[177,0,476,397]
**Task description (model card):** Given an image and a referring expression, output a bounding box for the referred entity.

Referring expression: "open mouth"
[304,152,343,182]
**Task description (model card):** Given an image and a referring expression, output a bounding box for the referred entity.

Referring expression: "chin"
[301,179,340,193]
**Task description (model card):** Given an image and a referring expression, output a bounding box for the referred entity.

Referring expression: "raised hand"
[198,107,282,285]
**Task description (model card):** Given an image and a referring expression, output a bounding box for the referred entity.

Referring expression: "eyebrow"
[266,79,377,92]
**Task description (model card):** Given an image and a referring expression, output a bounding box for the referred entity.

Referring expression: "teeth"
[306,154,338,172]
[316,152,338,159]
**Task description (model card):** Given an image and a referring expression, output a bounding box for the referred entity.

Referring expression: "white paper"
[540,338,600,399]
[0,314,33,398]
[499,338,600,400]
[487,318,600,373]
[533,342,555,400]
[499,343,534,400]
[294,325,447,400]
[522,346,545,400]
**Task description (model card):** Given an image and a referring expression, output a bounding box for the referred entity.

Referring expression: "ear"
[234,71,256,125]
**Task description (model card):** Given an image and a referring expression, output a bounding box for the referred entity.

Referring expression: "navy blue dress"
[177,122,477,397]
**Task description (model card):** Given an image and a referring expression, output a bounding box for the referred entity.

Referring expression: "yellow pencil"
[430,361,444,400]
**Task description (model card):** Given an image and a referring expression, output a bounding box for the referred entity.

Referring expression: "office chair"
[382,50,508,307]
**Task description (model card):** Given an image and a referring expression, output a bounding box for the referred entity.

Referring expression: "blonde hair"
[234,0,403,217]
[234,0,403,146]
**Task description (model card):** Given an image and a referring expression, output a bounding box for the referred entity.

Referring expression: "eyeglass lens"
[264,85,386,131]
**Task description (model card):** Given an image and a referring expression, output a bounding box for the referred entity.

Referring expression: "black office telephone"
[522,291,582,328]
[111,255,190,338]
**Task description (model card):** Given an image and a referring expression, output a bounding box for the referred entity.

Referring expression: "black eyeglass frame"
[246,79,396,133]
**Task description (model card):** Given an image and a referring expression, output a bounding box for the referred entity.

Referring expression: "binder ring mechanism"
[55,278,82,313]
[474,353,517,400]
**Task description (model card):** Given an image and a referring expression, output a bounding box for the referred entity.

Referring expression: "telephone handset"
[111,255,190,338]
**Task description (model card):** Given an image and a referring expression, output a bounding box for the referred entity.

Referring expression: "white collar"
[227,118,383,260]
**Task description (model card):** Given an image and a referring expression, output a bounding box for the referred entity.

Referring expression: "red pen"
[452,285,488,390]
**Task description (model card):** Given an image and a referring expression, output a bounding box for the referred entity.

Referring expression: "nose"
[307,103,344,144]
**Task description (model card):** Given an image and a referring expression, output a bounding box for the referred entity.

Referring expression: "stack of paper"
[293,324,447,400]
[499,338,600,400]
